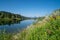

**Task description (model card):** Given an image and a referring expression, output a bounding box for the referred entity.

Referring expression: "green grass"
[0,31,13,40]
[13,16,60,40]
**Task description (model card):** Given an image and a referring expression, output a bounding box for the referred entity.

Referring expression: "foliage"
[13,9,60,40]
[0,11,29,21]
[0,30,13,40]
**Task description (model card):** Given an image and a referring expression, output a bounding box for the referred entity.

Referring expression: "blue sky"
[0,0,60,17]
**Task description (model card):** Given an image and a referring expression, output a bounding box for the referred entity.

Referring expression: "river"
[0,20,35,33]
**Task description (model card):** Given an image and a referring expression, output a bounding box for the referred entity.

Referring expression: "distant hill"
[0,11,30,21]
[0,11,45,21]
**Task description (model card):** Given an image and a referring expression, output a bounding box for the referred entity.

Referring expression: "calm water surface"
[0,20,34,33]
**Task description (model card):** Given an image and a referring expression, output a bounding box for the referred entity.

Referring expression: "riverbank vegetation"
[12,9,60,40]
[0,9,60,40]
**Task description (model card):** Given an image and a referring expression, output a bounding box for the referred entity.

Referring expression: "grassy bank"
[0,30,13,40]
[12,9,60,40]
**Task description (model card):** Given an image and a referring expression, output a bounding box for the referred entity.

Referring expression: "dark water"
[0,20,34,33]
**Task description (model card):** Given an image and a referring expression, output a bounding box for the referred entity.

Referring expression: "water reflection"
[0,20,20,26]
[0,20,34,34]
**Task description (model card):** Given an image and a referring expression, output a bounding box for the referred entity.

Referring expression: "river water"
[0,20,35,33]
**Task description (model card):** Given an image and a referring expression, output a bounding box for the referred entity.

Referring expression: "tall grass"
[13,15,60,40]
[0,30,13,40]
